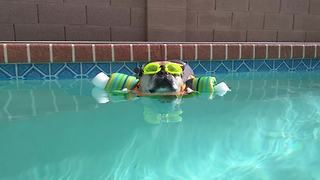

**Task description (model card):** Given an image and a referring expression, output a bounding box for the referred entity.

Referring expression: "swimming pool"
[1,71,320,179]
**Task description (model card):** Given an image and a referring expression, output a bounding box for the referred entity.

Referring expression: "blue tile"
[55,67,77,79]
[111,62,125,73]
[295,62,308,71]
[256,62,272,72]
[0,64,16,77]
[236,63,250,72]
[210,61,222,71]
[193,65,207,75]
[118,66,133,75]
[276,61,290,72]
[97,63,111,74]
[67,63,81,74]
[34,64,49,75]
[23,68,45,80]
[199,61,210,71]
[17,64,32,76]
[214,63,229,74]
[243,60,254,71]
[311,59,320,69]
[0,68,12,80]
[283,59,293,69]
[265,60,274,70]
[124,62,139,73]
[82,63,95,74]
[187,61,199,70]
[221,61,232,72]
[51,63,65,75]
[233,60,243,71]
[314,61,320,70]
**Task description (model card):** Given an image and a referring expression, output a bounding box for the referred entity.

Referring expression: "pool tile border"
[0,42,319,63]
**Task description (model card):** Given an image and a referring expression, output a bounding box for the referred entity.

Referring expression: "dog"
[134,60,195,96]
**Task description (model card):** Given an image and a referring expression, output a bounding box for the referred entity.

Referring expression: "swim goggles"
[143,62,183,75]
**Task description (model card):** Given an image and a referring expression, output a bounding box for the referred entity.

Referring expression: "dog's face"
[137,61,186,94]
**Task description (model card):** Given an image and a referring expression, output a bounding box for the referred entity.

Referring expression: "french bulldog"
[135,60,194,95]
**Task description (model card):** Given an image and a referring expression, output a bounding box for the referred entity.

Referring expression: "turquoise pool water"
[0,71,320,180]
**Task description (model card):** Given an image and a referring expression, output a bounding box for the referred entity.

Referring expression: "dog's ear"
[134,66,143,77]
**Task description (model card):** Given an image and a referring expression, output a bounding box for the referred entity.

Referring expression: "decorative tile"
[233,60,251,72]
[51,63,79,79]
[17,64,49,79]
[0,64,16,79]
[275,60,290,72]
[292,60,308,71]
[82,63,111,78]
[254,60,272,72]
[214,63,229,74]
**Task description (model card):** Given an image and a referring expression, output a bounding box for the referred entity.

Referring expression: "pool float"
[92,72,230,95]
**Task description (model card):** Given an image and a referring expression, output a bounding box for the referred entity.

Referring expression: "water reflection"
[0,72,320,179]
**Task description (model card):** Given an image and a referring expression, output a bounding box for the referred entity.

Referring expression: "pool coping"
[1,42,320,64]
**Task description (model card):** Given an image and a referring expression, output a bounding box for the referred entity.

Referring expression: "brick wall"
[0,0,319,42]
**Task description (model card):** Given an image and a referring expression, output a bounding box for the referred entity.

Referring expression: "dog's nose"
[157,65,167,75]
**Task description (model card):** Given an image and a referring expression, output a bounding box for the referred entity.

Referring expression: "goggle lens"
[143,62,183,75]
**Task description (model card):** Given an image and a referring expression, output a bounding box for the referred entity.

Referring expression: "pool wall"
[0,42,319,80]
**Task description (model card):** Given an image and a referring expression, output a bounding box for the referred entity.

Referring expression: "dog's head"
[135,61,194,94]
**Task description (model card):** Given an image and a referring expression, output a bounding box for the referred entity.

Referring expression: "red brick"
[250,0,280,13]
[228,44,240,60]
[317,46,320,58]
[247,30,277,41]
[232,12,264,29]
[187,0,215,10]
[278,31,306,42]
[133,44,148,61]
[148,0,187,9]
[241,44,253,59]
[198,11,232,29]
[304,45,315,58]
[111,27,146,41]
[197,44,211,60]
[0,44,4,63]
[216,0,249,11]
[267,45,280,59]
[87,6,130,26]
[148,28,186,41]
[293,45,303,58]
[0,2,37,23]
[214,30,246,42]
[7,44,28,63]
[265,14,293,30]
[15,24,65,41]
[66,25,110,41]
[30,44,50,63]
[295,15,320,31]
[310,0,320,15]
[167,44,181,60]
[212,44,226,60]
[39,3,86,25]
[52,44,72,62]
[186,30,213,42]
[280,0,308,14]
[131,8,146,28]
[148,8,186,29]
[95,44,112,61]
[280,45,291,59]
[111,0,145,7]
[75,44,93,62]
[183,44,196,60]
[114,45,130,61]
[254,44,266,59]
[150,44,162,60]
[306,32,320,42]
